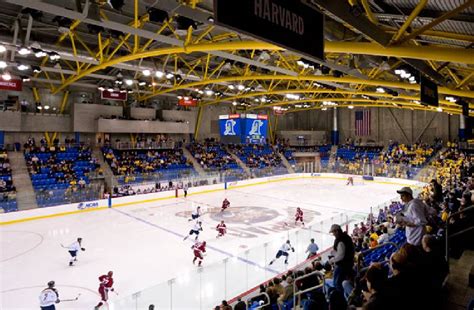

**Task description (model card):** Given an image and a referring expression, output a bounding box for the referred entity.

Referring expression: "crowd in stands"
[228,144,283,169]
[187,138,240,171]
[24,137,101,207]
[0,148,17,212]
[104,147,194,184]
[234,142,473,310]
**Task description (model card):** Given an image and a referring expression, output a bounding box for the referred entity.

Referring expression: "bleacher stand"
[103,147,194,184]
[228,144,283,169]
[187,139,241,171]
[24,144,100,207]
[0,148,17,212]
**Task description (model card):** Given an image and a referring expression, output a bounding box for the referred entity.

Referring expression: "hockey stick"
[61,293,81,302]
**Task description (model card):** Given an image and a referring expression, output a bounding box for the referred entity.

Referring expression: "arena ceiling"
[0,0,473,116]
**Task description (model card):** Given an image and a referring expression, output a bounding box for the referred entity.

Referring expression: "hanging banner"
[214,0,324,60]
[101,90,127,101]
[0,79,22,91]
[178,97,198,107]
[420,75,438,107]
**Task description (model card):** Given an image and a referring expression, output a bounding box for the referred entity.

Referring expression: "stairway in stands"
[8,151,38,210]
[274,146,295,173]
[225,147,251,175]
[444,250,474,310]
[181,147,206,176]
[92,147,118,189]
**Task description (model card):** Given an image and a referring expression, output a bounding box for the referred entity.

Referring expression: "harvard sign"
[214,0,324,60]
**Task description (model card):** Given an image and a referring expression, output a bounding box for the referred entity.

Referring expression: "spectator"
[360,263,389,310]
[220,300,232,310]
[396,187,428,246]
[277,276,294,306]
[306,238,319,259]
[377,226,389,244]
[329,224,355,292]
[233,298,246,310]
[421,234,448,292]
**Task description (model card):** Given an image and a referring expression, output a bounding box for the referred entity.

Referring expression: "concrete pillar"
[459,114,466,141]
[331,108,339,145]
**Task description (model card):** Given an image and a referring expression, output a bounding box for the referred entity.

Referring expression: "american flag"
[355,110,371,136]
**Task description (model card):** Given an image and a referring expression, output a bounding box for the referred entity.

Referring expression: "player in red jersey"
[346,176,354,186]
[192,241,207,267]
[295,207,305,226]
[216,220,227,238]
[221,198,230,212]
[94,271,114,310]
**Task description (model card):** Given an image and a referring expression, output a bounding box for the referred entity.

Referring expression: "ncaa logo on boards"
[223,119,237,135]
[77,201,99,210]
[249,120,263,135]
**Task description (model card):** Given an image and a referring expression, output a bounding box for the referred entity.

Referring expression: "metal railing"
[293,270,325,309]
[445,205,474,264]
[245,292,270,310]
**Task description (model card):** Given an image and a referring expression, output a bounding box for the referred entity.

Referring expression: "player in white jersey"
[39,281,60,310]
[188,206,201,221]
[61,237,85,266]
[184,221,203,241]
[269,240,294,265]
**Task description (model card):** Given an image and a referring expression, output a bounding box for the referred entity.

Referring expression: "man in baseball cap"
[328,223,354,293]
[396,186,427,246]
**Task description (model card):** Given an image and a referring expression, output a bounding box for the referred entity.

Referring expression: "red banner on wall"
[178,97,198,107]
[101,90,127,101]
[0,79,22,91]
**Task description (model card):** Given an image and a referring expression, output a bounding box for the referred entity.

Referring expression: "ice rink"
[1,176,406,309]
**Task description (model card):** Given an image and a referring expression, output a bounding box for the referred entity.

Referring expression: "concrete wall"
[73,104,123,132]
[130,107,155,120]
[97,119,193,133]
[275,107,459,144]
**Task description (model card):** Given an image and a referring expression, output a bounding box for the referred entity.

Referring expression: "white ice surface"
[1,178,402,309]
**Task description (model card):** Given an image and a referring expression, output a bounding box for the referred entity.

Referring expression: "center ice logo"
[223,119,237,135]
[78,201,99,210]
[249,120,263,135]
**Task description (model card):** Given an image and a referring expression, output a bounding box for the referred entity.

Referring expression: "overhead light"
[177,95,183,100]
[183,96,190,100]
[348,105,354,109]
[107,87,114,92]
[376,87,385,93]
[362,95,370,100]
[436,107,443,112]
[237,84,245,91]
[207,16,215,23]
[261,97,267,103]
[285,94,300,100]
[197,90,204,95]
[21,76,30,82]
[128,90,134,94]
[254,98,259,102]
[0,61,7,69]
[18,47,31,55]
[138,81,146,86]
[33,49,47,58]
[445,96,457,103]
[44,105,50,110]
[295,104,302,108]
[408,76,416,81]
[49,52,60,61]
[165,72,174,79]
[0,45,6,53]
[413,100,420,104]
[204,89,214,96]
[142,69,151,76]
[125,79,133,86]
[37,106,43,110]
[120,89,127,93]
[155,71,164,78]
[321,107,328,111]
[98,86,105,91]
[2,71,11,80]
[394,69,402,75]
[17,64,29,71]
[32,66,42,73]
[228,85,235,90]
[114,79,123,85]
[232,101,238,106]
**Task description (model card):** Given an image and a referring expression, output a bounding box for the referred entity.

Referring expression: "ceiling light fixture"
[125,79,133,86]
[18,47,31,55]
[0,45,6,53]
[17,64,29,71]
[142,69,151,76]
[0,61,7,69]
[2,71,11,80]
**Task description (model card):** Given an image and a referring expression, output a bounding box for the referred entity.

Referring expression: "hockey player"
[62,237,85,266]
[346,176,354,186]
[216,220,227,238]
[295,207,305,226]
[221,198,230,212]
[188,206,201,221]
[192,240,207,267]
[184,221,203,241]
[39,281,60,310]
[269,240,295,265]
[94,271,114,310]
